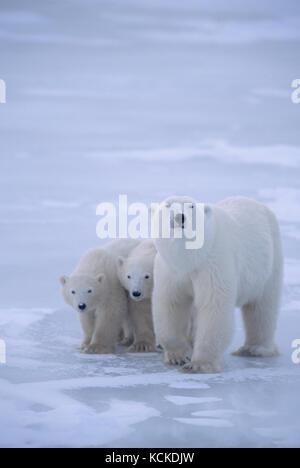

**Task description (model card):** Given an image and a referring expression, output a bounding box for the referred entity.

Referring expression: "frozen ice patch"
[192,409,239,417]
[0,308,55,333]
[175,418,234,428]
[169,382,210,390]
[102,367,140,376]
[165,396,222,406]
[0,378,159,448]
[254,426,300,448]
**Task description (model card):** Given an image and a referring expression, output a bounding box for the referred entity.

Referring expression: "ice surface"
[174,418,234,428]
[0,0,300,448]
[165,396,223,406]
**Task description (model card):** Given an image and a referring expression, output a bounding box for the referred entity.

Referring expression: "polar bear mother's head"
[153,195,215,273]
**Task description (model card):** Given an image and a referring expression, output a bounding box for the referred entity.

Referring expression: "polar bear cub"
[152,196,283,373]
[60,239,140,354]
[117,240,157,352]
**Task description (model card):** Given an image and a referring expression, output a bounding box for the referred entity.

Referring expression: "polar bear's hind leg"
[233,272,282,358]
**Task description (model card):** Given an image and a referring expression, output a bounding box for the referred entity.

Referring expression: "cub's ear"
[97,274,104,283]
[60,275,69,286]
[117,256,124,268]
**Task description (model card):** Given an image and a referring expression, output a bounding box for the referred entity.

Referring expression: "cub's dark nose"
[78,303,87,311]
[132,291,141,298]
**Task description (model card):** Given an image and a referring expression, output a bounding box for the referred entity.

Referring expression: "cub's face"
[60,274,104,313]
[118,258,153,302]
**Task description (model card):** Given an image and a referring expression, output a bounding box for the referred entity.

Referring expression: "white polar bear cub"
[60,239,139,354]
[117,240,157,352]
[152,196,283,373]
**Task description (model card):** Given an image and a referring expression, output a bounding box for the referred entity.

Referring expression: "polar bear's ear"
[117,256,124,268]
[97,274,104,283]
[60,275,69,286]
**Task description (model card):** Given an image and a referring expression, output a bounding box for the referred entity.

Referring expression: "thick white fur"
[60,239,140,354]
[153,196,283,373]
[117,240,157,352]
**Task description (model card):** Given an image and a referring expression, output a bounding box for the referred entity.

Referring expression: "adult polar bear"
[152,196,283,373]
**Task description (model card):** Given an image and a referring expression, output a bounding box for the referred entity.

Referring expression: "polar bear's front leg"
[153,290,191,366]
[83,292,126,354]
[153,293,192,365]
[119,314,134,346]
[152,266,193,365]
[182,291,235,374]
[126,299,156,353]
[82,308,116,354]
[78,311,95,351]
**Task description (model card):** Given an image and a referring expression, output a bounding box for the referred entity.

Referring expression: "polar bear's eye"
[88,289,92,294]
[127,275,131,279]
[71,290,76,295]
[145,275,150,279]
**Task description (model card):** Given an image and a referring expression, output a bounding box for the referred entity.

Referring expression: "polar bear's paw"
[164,351,190,366]
[126,342,156,353]
[119,337,134,347]
[77,343,90,351]
[232,344,279,358]
[180,361,221,374]
[82,344,114,354]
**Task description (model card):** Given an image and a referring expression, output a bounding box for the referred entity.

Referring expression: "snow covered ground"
[0,0,300,448]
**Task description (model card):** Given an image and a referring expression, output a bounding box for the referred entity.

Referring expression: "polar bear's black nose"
[132,291,141,298]
[78,303,87,310]
[175,213,185,227]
